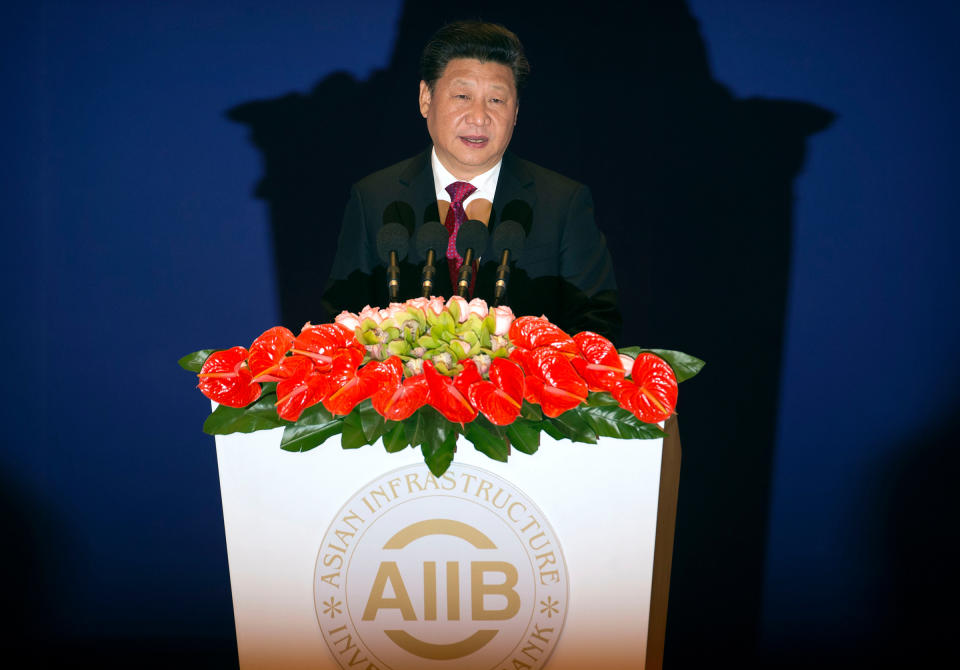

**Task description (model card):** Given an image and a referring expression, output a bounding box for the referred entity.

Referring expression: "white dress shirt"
[430,147,502,208]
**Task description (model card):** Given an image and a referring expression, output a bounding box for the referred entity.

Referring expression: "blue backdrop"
[3,0,957,665]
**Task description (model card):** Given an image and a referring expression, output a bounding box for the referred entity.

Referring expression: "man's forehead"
[450,77,511,92]
[439,59,515,90]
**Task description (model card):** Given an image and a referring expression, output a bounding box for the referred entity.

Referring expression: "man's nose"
[466,99,491,126]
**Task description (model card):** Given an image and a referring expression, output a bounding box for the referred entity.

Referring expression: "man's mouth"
[460,135,489,146]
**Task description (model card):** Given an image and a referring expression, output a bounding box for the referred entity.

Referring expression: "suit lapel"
[398,148,437,228]
[491,151,537,231]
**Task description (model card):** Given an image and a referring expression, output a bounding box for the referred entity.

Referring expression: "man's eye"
[490,98,504,104]
[455,94,469,99]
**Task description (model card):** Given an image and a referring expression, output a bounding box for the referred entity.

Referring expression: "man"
[322,21,621,342]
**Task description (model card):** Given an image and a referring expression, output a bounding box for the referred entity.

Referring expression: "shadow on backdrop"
[229,1,833,666]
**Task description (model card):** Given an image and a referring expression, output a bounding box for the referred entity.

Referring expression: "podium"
[214,417,681,670]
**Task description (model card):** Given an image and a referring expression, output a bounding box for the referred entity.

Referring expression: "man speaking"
[322,20,622,342]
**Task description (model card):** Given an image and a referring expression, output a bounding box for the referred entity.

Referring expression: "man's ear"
[419,80,431,118]
[514,100,519,126]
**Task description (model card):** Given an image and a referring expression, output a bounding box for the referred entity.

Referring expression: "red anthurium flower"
[570,357,626,392]
[197,346,261,408]
[525,347,588,417]
[275,355,331,422]
[573,332,623,368]
[453,359,483,399]
[612,353,678,423]
[467,358,525,425]
[293,323,363,365]
[370,358,430,421]
[423,360,478,424]
[509,316,577,354]
[248,326,296,381]
[509,348,545,405]
[322,351,377,416]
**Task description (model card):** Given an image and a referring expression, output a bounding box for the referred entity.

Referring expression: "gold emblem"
[314,463,568,670]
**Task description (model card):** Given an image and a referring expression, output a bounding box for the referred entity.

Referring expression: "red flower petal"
[321,351,374,416]
[466,358,524,425]
[509,316,577,354]
[293,323,362,364]
[523,375,545,405]
[539,384,587,418]
[423,360,477,424]
[197,346,261,408]
[490,357,525,405]
[527,347,589,399]
[453,359,483,399]
[374,373,430,421]
[570,357,626,392]
[573,332,623,368]
[248,326,296,381]
[625,353,678,423]
[276,357,331,422]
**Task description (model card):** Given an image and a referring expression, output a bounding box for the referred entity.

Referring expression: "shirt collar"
[431,147,502,203]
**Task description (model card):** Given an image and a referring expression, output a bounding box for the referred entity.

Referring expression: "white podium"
[215,418,680,670]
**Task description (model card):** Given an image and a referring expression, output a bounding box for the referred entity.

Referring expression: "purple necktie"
[444,181,477,293]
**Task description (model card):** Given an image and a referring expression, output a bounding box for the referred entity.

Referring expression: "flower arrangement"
[181,296,703,476]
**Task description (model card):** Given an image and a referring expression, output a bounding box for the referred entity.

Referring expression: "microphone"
[454,220,489,298]
[490,219,527,305]
[376,222,410,301]
[414,221,450,298]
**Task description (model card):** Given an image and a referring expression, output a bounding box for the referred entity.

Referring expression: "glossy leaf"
[341,411,370,449]
[464,417,509,462]
[381,422,409,453]
[506,419,540,455]
[546,409,597,444]
[203,392,286,435]
[279,408,343,452]
[422,430,458,477]
[355,399,386,443]
[179,349,215,372]
[519,401,543,422]
[618,347,705,383]
[579,405,667,440]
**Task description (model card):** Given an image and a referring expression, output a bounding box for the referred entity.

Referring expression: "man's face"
[419,58,519,180]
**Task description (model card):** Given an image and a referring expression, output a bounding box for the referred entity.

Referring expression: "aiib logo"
[315,464,568,670]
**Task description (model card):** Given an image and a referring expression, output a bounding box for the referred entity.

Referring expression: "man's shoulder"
[505,152,585,195]
[354,150,430,193]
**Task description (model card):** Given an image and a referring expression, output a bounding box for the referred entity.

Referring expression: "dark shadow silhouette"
[876,414,960,666]
[228,1,833,666]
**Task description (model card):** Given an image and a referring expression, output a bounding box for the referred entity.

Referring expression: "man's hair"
[420,20,530,94]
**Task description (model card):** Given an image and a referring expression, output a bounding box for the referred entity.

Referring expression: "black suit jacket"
[322,149,622,342]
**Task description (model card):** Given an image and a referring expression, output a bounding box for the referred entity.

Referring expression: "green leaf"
[179,349,215,372]
[579,405,667,440]
[406,406,450,448]
[618,347,705,383]
[341,411,370,449]
[540,420,566,441]
[546,409,598,444]
[422,430,458,477]
[203,393,286,435]
[280,420,343,453]
[354,399,386,443]
[586,391,619,407]
[506,419,540,455]
[381,421,409,453]
[519,401,543,422]
[464,418,509,463]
